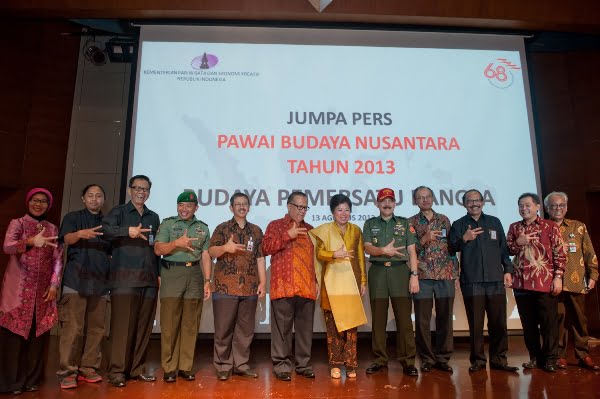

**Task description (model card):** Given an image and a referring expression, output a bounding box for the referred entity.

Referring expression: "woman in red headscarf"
[0,188,63,394]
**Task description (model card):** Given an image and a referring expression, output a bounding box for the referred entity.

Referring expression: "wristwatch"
[410,270,418,276]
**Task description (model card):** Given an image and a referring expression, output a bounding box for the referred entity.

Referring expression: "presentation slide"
[130,26,539,333]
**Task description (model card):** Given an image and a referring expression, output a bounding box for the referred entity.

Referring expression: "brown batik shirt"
[209,218,264,296]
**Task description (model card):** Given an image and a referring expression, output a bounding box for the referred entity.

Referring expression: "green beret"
[177,191,198,204]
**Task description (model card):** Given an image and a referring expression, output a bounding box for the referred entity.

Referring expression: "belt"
[370,260,406,267]
[162,259,200,268]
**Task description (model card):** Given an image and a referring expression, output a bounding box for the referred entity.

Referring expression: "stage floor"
[30,335,600,399]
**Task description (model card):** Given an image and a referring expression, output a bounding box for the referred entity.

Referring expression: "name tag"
[489,230,497,240]
[569,243,577,253]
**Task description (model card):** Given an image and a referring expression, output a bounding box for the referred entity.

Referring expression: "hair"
[462,189,483,204]
[518,192,540,205]
[81,184,106,197]
[287,191,307,204]
[543,191,568,208]
[129,174,152,189]
[329,194,352,213]
[413,186,433,201]
[230,192,250,207]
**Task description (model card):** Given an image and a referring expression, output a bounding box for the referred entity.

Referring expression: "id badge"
[440,228,447,238]
[569,243,577,253]
[489,230,497,240]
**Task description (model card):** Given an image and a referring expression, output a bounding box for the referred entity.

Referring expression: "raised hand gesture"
[287,221,308,240]
[463,225,483,242]
[129,223,151,240]
[30,227,58,248]
[333,244,354,259]
[174,229,199,251]
[224,234,246,254]
[77,225,103,240]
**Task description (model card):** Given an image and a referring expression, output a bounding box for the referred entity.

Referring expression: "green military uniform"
[363,215,417,367]
[156,210,210,375]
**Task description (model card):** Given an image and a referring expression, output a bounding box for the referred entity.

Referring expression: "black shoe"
[469,364,484,372]
[217,371,230,381]
[296,369,315,378]
[522,360,537,369]
[11,390,22,395]
[420,362,433,372]
[403,365,418,376]
[274,371,291,381]
[366,363,387,374]
[235,369,258,378]
[490,364,519,372]
[24,385,39,392]
[543,364,557,373]
[109,378,126,387]
[163,372,177,383]
[135,374,156,382]
[178,371,195,381]
[433,363,453,373]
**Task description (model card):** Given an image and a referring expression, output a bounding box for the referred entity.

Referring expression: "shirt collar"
[379,214,398,223]
[126,201,149,215]
[520,215,541,226]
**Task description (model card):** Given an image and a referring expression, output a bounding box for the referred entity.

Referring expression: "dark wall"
[0,19,80,267]
[529,49,600,332]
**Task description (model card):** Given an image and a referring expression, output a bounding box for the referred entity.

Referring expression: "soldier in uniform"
[363,188,420,376]
[154,191,212,382]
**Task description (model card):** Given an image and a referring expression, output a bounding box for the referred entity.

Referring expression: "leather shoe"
[522,360,537,369]
[217,371,230,381]
[420,362,432,372]
[235,369,258,378]
[274,371,291,381]
[178,371,195,381]
[366,363,387,374]
[109,378,126,387]
[135,374,156,382]
[579,356,600,370]
[490,364,519,372]
[543,364,557,372]
[163,372,176,383]
[11,390,22,395]
[469,364,484,372]
[24,385,39,392]
[556,358,567,369]
[433,363,453,373]
[296,369,315,378]
[403,365,418,376]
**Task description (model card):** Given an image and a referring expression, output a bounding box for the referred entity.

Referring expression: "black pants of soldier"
[108,287,158,381]
[515,290,559,367]
[461,282,509,367]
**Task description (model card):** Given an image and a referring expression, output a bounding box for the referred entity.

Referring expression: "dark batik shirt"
[449,212,513,284]
[102,201,160,289]
[59,209,111,296]
[409,210,458,280]
[209,218,264,296]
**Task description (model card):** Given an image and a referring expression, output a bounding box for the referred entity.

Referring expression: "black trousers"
[461,282,509,366]
[515,290,559,366]
[108,287,158,380]
[0,319,48,393]
[270,296,315,374]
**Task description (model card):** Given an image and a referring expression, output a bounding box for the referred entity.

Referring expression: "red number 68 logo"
[484,61,515,89]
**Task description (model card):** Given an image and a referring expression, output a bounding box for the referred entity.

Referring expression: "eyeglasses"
[465,199,483,205]
[232,203,249,208]
[549,204,566,210]
[130,186,150,193]
[289,203,310,212]
[416,195,432,201]
[30,199,49,205]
